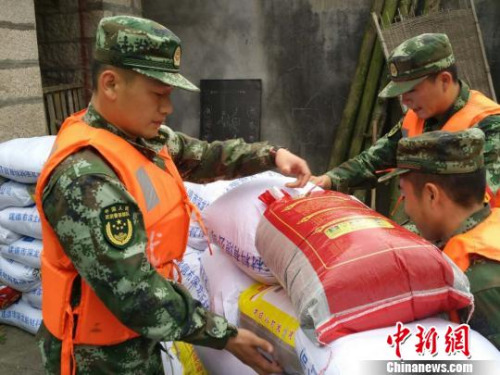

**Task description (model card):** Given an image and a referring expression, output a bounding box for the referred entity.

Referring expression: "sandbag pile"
[0,136,55,335]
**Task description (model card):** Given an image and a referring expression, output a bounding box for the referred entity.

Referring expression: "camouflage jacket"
[36,104,276,374]
[439,205,500,349]
[326,82,500,193]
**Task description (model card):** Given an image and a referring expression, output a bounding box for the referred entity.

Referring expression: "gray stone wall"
[0,0,47,140]
[143,0,372,173]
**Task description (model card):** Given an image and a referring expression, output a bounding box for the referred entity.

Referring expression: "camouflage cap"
[379,33,455,98]
[378,128,485,183]
[94,15,199,92]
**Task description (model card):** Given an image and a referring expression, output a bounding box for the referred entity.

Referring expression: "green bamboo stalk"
[364,0,415,208]
[327,0,385,169]
[423,0,441,14]
[347,0,400,160]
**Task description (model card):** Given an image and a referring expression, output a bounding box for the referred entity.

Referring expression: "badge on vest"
[100,203,134,249]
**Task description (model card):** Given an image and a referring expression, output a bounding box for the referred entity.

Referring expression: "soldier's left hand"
[275,148,311,188]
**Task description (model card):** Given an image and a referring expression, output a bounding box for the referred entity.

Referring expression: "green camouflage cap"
[378,128,485,183]
[379,33,455,98]
[94,15,199,92]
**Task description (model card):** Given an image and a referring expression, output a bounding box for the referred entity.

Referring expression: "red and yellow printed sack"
[256,190,473,345]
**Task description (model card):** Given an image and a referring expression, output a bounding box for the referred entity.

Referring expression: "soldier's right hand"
[310,174,332,190]
[225,328,282,375]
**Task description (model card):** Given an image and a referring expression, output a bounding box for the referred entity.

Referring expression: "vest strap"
[61,305,77,375]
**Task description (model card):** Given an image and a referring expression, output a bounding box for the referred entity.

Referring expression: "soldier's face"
[401,76,447,120]
[114,72,173,139]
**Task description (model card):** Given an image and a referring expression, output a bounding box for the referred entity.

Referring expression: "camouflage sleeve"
[325,121,403,191]
[477,114,500,193]
[42,149,236,349]
[161,126,275,183]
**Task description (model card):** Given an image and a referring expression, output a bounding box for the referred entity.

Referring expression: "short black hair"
[405,168,486,209]
[91,61,137,92]
[426,63,459,83]
[91,60,107,92]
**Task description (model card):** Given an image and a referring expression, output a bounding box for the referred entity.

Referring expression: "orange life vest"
[402,90,500,207]
[35,110,192,375]
[443,208,500,272]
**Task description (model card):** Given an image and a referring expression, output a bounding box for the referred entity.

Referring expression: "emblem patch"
[173,46,181,68]
[389,62,398,77]
[100,203,134,249]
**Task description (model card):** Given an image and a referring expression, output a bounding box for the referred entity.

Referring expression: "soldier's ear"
[440,71,453,91]
[99,69,120,101]
[423,182,440,204]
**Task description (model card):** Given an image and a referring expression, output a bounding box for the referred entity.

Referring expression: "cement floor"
[0,324,44,374]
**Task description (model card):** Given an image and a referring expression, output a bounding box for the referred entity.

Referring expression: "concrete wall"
[143,0,372,173]
[142,0,500,173]
[0,0,46,140]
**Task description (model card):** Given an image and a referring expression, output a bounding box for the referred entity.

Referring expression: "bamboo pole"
[347,0,400,160]
[327,0,386,169]
[365,0,415,208]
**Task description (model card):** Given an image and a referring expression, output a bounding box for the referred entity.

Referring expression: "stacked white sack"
[183,171,283,250]
[184,180,232,250]
[195,245,256,374]
[202,172,319,284]
[191,175,500,375]
[238,282,500,375]
[177,246,209,310]
[296,317,500,374]
[0,136,55,334]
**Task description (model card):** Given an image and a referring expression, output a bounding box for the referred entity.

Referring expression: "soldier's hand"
[275,148,311,188]
[310,174,332,190]
[225,328,282,375]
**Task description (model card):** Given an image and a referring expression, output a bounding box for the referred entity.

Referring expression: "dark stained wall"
[143,0,500,173]
[143,0,372,173]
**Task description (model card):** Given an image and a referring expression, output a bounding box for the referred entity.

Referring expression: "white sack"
[200,245,254,325]
[0,236,42,268]
[0,206,42,239]
[295,317,500,375]
[0,223,22,245]
[0,297,42,334]
[0,255,40,292]
[24,284,42,309]
[202,173,317,284]
[0,136,55,183]
[0,181,35,210]
[178,246,209,310]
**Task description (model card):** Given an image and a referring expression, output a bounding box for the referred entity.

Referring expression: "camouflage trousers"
[36,323,164,374]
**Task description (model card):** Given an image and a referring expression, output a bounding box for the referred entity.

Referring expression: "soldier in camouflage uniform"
[381,128,500,349]
[35,15,312,374]
[312,33,500,208]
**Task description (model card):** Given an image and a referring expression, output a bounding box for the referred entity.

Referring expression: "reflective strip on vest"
[136,166,160,212]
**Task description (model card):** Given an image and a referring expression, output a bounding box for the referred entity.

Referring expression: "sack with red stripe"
[256,190,473,345]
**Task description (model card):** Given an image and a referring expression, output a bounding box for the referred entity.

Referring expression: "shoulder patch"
[100,203,134,249]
